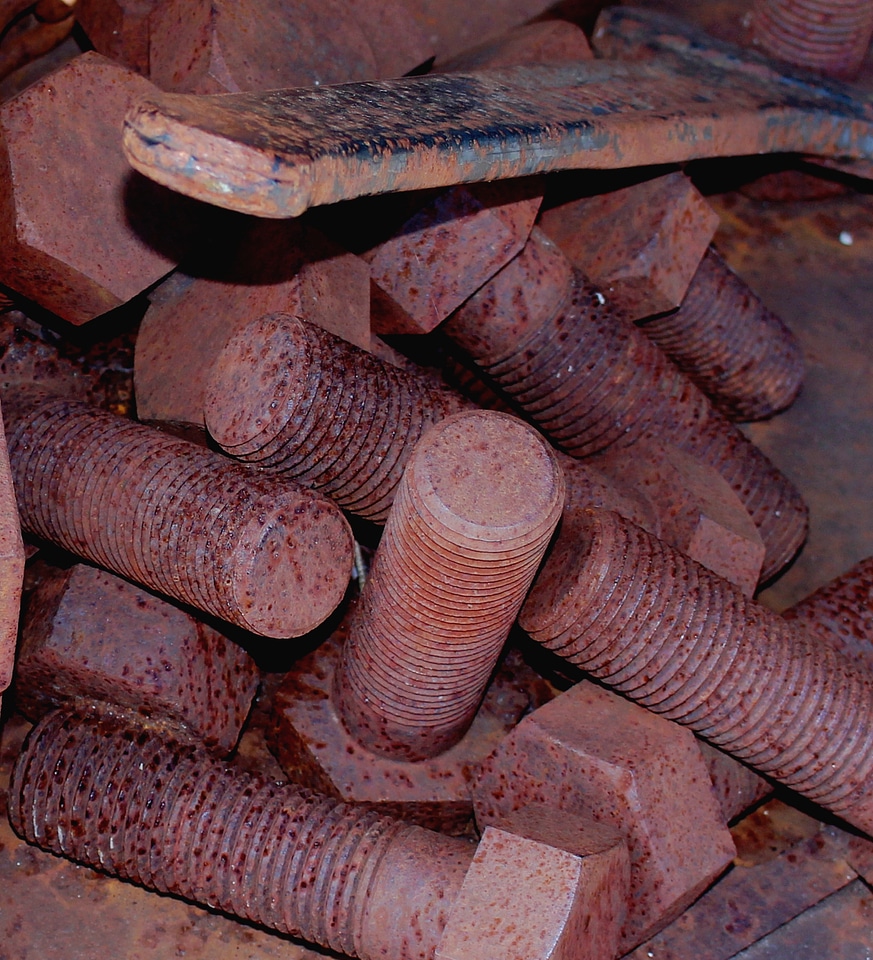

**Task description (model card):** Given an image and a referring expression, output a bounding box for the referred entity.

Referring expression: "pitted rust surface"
[0,52,195,324]
[520,507,873,835]
[751,0,873,78]
[0,397,23,693]
[639,246,805,422]
[4,389,353,637]
[7,704,477,960]
[473,681,737,953]
[539,171,720,320]
[205,313,471,523]
[334,410,565,761]
[444,227,808,583]
[121,7,873,217]
[15,563,259,754]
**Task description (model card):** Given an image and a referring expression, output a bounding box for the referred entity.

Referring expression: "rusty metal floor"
[4,1,873,957]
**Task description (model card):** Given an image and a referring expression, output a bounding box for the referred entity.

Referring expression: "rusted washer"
[335,410,565,762]
[5,389,353,638]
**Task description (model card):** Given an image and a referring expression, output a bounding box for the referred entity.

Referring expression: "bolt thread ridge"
[446,268,807,581]
[639,247,804,421]
[752,0,873,77]
[8,705,415,960]
[205,313,470,523]
[520,508,873,820]
[4,388,352,638]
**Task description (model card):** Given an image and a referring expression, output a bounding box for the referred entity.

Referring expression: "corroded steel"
[8,704,616,960]
[205,313,471,523]
[443,227,807,583]
[0,397,23,694]
[751,0,873,78]
[121,7,873,218]
[519,507,873,836]
[75,0,155,74]
[5,389,353,638]
[16,563,259,754]
[335,410,565,761]
[638,246,805,422]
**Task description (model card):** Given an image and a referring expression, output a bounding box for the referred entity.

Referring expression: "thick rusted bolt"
[5,388,353,638]
[637,246,804,422]
[443,227,808,583]
[334,409,565,761]
[751,0,873,78]
[205,313,472,523]
[519,507,873,836]
[15,562,259,754]
[9,704,628,960]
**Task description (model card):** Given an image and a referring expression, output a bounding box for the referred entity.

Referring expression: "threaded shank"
[520,508,873,834]
[336,410,565,761]
[9,705,472,960]
[205,313,470,523]
[639,247,804,422]
[5,389,352,637]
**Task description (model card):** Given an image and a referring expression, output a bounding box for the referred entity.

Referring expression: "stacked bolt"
[335,409,565,761]
[205,313,471,523]
[4,388,353,637]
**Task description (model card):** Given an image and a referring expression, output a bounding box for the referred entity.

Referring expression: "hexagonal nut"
[436,825,629,960]
[76,0,156,74]
[0,52,198,324]
[267,625,548,834]
[135,218,370,429]
[15,563,259,754]
[596,438,765,595]
[367,181,542,336]
[539,171,720,320]
[473,681,736,953]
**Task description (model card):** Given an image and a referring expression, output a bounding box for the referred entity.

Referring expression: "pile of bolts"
[2,0,873,957]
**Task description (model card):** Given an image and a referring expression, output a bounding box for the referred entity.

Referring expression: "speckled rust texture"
[473,681,736,953]
[520,508,873,835]
[638,246,805,422]
[205,313,471,523]
[444,227,807,583]
[539,171,720,320]
[0,52,192,324]
[4,388,353,638]
[334,410,565,761]
[0,396,22,691]
[15,563,259,754]
[7,705,476,960]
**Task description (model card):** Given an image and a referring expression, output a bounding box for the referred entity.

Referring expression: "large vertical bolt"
[637,246,805,422]
[519,507,873,836]
[751,0,873,78]
[335,409,565,761]
[4,388,353,638]
[443,228,808,583]
[205,313,471,523]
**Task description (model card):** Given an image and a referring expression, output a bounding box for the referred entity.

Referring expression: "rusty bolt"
[334,410,565,762]
[443,227,808,583]
[638,246,805,422]
[751,0,873,78]
[15,563,259,754]
[205,312,472,523]
[9,704,628,960]
[519,507,873,836]
[5,388,353,638]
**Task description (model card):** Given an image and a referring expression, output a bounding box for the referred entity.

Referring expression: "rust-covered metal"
[8,704,616,960]
[751,0,873,79]
[473,681,737,953]
[0,397,23,696]
[638,246,805,422]
[15,563,259,754]
[334,410,565,761]
[4,389,353,638]
[205,313,471,523]
[519,507,873,836]
[120,7,873,218]
[443,227,808,583]
[75,0,155,74]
